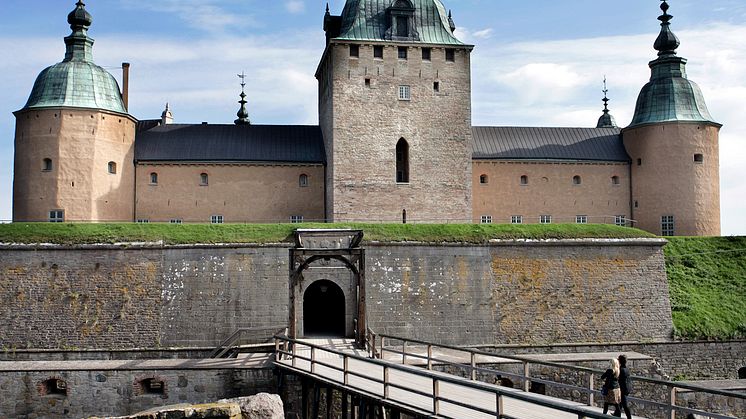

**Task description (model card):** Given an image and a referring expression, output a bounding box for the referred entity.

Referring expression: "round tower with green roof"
[317,0,473,222]
[13,1,137,222]
[622,1,721,236]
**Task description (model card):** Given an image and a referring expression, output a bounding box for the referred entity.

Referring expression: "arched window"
[573,175,582,185]
[396,138,409,183]
[611,175,620,185]
[43,158,52,171]
[200,173,208,185]
[108,161,117,174]
[150,173,158,185]
[299,174,309,187]
[479,174,488,184]
[520,175,528,185]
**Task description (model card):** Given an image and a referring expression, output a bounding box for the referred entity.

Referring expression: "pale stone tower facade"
[318,0,473,222]
[623,1,721,236]
[13,1,137,222]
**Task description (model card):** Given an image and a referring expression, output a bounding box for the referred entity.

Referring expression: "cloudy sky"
[0,0,744,234]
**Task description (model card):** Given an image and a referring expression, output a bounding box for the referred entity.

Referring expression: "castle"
[12,0,721,236]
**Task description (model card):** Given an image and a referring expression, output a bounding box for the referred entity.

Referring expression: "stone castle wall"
[0,239,671,350]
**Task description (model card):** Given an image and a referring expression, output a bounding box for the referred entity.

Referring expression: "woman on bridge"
[601,358,622,415]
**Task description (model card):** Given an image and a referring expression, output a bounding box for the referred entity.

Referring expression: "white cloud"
[286,1,305,14]
[472,28,493,39]
[118,0,258,32]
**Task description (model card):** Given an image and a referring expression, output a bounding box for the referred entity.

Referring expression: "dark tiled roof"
[472,127,629,162]
[336,0,463,45]
[135,124,325,164]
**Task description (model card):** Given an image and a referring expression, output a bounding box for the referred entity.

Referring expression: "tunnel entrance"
[303,280,346,337]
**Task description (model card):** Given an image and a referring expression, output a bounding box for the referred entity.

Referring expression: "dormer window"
[388,0,417,41]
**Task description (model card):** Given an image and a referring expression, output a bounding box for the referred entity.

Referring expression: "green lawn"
[0,222,654,245]
[664,237,746,340]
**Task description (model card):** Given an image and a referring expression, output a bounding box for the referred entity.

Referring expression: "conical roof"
[21,1,127,114]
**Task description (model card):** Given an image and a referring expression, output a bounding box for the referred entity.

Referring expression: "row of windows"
[147,173,310,187]
[479,174,622,186]
[350,44,456,62]
[480,215,627,226]
[42,159,119,174]
[395,82,441,99]
[136,215,305,224]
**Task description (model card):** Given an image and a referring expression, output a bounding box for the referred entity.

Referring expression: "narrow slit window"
[396,138,410,183]
[299,174,309,187]
[433,81,440,92]
[108,161,117,174]
[200,173,209,185]
[150,173,158,185]
[43,158,52,171]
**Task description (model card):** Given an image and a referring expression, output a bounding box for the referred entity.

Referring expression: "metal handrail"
[273,334,616,419]
[209,326,287,358]
[377,334,743,419]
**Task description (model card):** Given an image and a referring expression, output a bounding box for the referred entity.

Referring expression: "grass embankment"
[665,236,746,340]
[0,222,654,245]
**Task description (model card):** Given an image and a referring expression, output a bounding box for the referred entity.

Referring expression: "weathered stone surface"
[219,393,284,419]
[89,401,242,419]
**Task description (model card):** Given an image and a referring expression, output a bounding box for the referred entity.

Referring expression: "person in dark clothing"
[614,354,633,418]
[601,358,622,415]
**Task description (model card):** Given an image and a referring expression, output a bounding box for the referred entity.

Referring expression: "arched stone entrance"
[303,280,346,337]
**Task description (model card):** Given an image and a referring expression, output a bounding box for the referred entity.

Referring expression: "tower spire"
[234,72,251,126]
[64,0,94,62]
[654,1,680,57]
[596,77,618,128]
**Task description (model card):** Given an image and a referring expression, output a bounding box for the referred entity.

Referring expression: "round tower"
[13,1,137,222]
[622,1,721,236]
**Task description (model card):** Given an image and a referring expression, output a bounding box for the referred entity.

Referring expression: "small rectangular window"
[374,45,384,59]
[637,158,642,166]
[615,215,627,227]
[349,44,359,57]
[398,85,411,101]
[480,215,492,224]
[661,215,675,236]
[422,48,431,61]
[136,219,149,224]
[540,215,552,224]
[365,78,371,88]
[398,46,408,60]
[211,215,224,224]
[170,219,182,224]
[291,215,304,224]
[49,210,64,223]
[445,49,455,62]
[576,215,588,224]
[511,215,523,224]
[433,81,440,92]
[694,153,704,163]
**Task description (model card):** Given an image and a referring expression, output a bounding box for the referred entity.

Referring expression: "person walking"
[601,358,622,415]
[614,354,633,418]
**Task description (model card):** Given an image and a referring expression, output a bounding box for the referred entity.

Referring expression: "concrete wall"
[322,42,473,222]
[135,163,325,223]
[623,122,721,236]
[0,366,274,419]
[13,108,137,223]
[0,239,671,350]
[472,161,631,225]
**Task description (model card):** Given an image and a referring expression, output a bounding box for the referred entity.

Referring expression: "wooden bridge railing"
[376,334,745,419]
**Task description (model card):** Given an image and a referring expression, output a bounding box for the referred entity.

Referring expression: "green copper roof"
[21,1,127,114]
[335,0,464,45]
[628,2,718,128]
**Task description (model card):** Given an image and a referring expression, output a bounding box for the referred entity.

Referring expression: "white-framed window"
[170,219,182,224]
[480,215,492,224]
[540,215,552,224]
[661,215,675,236]
[511,215,523,224]
[615,215,627,227]
[299,174,309,187]
[211,215,224,224]
[576,215,588,224]
[136,219,149,224]
[291,215,304,224]
[49,210,64,223]
[398,85,411,101]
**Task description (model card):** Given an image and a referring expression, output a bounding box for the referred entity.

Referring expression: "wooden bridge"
[271,333,745,419]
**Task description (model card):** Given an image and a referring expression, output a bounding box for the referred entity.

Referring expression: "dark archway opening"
[739,367,746,379]
[304,280,346,337]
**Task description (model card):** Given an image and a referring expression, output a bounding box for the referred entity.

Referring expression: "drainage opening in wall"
[304,280,346,337]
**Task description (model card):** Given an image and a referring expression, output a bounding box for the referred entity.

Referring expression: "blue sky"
[1,0,745,233]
